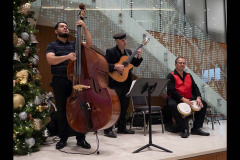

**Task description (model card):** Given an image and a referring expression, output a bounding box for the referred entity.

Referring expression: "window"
[202,68,220,82]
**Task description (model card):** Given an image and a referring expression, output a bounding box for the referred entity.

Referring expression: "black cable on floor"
[58,131,100,155]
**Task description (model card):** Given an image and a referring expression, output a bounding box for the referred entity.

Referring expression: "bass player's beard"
[58,33,69,38]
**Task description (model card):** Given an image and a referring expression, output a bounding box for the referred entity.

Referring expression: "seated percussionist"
[166,56,210,138]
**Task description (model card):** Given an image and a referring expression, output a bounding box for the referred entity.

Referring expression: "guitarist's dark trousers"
[104,83,131,132]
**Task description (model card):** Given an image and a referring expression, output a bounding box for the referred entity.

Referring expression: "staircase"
[31,0,227,118]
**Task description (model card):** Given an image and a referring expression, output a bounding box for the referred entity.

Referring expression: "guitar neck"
[126,44,143,63]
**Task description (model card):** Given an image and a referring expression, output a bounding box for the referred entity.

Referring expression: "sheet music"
[126,79,137,96]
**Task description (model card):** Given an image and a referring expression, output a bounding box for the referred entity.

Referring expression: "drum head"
[177,103,191,116]
[190,100,201,111]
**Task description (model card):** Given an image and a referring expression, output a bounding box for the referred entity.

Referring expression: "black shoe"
[191,128,210,136]
[180,129,189,138]
[104,130,117,138]
[117,129,135,134]
[56,140,67,149]
[77,139,91,149]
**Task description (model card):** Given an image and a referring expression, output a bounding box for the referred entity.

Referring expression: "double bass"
[66,3,120,133]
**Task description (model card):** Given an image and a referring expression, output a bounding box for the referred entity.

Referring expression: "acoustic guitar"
[109,37,150,82]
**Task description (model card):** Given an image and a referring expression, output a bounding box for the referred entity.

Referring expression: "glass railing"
[159,0,227,118]
[110,0,227,118]
[161,0,227,99]
[32,0,226,118]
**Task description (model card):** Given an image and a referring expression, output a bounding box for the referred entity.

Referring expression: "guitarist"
[104,33,143,138]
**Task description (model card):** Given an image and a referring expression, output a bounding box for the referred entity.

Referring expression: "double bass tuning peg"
[79,3,85,9]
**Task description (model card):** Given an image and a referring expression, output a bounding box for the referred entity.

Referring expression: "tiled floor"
[13,120,226,160]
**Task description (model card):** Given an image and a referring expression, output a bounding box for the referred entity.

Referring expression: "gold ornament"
[19,3,31,15]
[13,130,17,140]
[13,94,25,110]
[37,105,44,112]
[32,118,43,131]
[13,34,18,46]
[15,38,25,48]
[34,74,42,80]
[15,69,31,84]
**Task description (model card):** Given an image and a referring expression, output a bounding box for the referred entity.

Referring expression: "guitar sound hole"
[122,61,129,67]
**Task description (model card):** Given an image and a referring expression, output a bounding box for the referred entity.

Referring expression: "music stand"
[127,78,172,153]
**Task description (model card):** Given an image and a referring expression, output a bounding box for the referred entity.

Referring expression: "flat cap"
[113,33,126,39]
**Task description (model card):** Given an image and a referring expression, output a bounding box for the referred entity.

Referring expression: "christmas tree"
[13,0,52,155]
